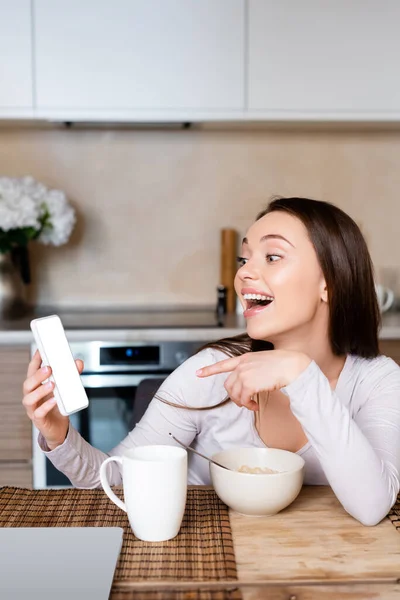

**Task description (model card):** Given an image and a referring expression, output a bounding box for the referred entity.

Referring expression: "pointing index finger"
[196,356,241,377]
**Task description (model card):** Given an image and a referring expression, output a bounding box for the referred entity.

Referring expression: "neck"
[268,320,346,386]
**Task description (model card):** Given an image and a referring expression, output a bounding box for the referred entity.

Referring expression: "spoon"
[169,433,231,471]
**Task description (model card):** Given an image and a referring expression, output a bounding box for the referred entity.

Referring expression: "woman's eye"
[236,256,248,267]
[266,254,281,263]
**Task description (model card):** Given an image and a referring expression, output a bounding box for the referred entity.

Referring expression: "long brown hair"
[158,197,380,410]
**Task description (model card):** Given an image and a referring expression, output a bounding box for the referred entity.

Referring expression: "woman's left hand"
[196,350,311,411]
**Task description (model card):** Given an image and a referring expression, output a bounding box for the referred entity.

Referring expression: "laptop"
[0,527,123,600]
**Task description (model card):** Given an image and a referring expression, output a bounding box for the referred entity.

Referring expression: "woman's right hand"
[22,349,84,451]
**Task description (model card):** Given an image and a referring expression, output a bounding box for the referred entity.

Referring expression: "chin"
[246,322,277,341]
[245,314,299,343]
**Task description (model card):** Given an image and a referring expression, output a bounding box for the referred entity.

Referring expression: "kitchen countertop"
[0,307,246,345]
[1,306,400,345]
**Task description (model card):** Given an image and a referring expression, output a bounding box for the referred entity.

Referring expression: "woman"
[22,197,400,526]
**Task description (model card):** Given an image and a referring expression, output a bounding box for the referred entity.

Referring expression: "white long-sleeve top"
[38,348,400,526]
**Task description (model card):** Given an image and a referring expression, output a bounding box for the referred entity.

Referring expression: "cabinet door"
[0,463,32,488]
[248,0,400,117]
[0,0,33,110]
[0,346,31,460]
[34,0,244,116]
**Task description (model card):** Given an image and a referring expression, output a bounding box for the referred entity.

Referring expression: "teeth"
[243,293,274,301]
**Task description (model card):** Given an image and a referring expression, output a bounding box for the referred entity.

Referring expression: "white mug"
[375,284,395,313]
[100,445,187,542]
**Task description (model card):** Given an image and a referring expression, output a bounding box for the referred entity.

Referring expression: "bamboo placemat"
[388,494,400,532]
[0,486,239,600]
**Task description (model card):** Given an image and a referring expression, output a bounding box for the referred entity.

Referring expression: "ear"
[320,280,328,303]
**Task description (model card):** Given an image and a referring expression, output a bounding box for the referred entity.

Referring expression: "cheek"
[270,263,301,291]
[234,272,241,295]
[273,263,321,306]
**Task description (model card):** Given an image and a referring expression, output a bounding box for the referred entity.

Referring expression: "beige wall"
[0,124,399,308]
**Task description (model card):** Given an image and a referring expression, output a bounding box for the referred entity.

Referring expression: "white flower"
[0,177,41,231]
[19,176,48,202]
[0,175,75,247]
[38,189,76,246]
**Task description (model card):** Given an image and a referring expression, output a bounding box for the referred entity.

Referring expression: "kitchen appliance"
[32,339,206,489]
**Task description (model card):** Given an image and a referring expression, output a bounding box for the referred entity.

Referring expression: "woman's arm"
[281,358,400,526]
[38,348,219,488]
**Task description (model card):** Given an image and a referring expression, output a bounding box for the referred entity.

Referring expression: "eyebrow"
[241,234,295,248]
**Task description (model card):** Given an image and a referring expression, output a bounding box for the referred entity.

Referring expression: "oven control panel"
[58,341,206,373]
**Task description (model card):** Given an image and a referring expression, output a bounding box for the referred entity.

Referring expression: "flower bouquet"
[0,176,76,317]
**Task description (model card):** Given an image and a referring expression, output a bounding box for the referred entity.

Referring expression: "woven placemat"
[388,495,400,532]
[0,486,239,600]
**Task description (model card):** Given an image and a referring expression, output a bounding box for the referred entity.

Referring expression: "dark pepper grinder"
[216,285,227,326]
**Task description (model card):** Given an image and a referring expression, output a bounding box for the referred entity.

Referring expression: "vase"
[0,252,28,319]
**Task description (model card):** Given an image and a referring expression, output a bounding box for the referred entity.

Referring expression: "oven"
[32,340,205,488]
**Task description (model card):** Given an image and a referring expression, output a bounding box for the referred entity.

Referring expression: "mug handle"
[381,288,395,312]
[99,456,127,512]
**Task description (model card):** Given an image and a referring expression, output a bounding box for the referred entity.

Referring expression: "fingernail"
[41,366,49,374]
[196,369,203,376]
[46,381,53,389]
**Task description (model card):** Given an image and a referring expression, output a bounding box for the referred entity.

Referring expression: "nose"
[237,257,261,281]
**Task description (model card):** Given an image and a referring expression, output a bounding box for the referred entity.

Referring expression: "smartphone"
[30,314,89,416]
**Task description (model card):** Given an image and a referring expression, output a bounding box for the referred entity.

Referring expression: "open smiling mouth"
[243,293,274,315]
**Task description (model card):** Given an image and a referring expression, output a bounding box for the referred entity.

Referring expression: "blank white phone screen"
[37,316,88,413]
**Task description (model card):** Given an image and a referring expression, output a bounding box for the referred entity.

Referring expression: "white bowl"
[210,447,305,516]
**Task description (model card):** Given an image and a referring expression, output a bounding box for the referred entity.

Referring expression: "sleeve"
[281,358,400,526]
[37,348,220,489]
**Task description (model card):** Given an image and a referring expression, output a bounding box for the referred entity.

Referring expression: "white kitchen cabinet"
[34,0,245,120]
[248,0,400,120]
[0,0,33,114]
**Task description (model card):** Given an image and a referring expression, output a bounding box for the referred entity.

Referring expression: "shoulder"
[347,353,400,395]
[156,346,231,409]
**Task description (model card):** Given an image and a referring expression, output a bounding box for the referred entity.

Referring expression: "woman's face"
[234,211,328,343]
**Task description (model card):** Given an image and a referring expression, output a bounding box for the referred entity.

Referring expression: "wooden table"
[229,486,400,599]
[115,486,400,599]
[2,485,400,599]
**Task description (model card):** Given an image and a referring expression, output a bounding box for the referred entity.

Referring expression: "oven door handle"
[80,374,166,388]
